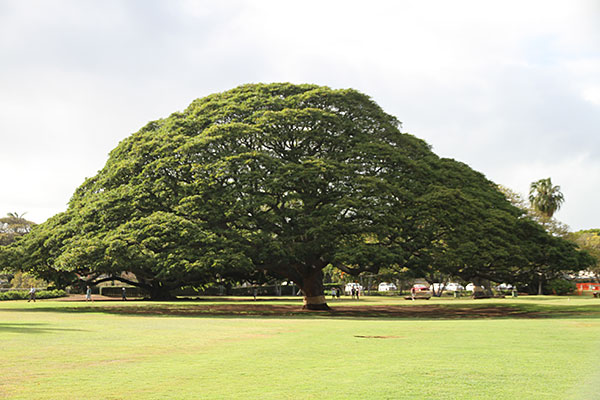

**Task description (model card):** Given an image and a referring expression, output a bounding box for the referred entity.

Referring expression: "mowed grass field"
[1,296,600,399]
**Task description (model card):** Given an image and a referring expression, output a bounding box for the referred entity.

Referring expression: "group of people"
[330,287,361,300]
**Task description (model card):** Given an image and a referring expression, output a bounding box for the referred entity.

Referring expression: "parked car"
[495,283,513,291]
[344,283,363,295]
[378,282,398,292]
[444,283,464,292]
[466,283,488,291]
[412,284,430,292]
[432,282,463,292]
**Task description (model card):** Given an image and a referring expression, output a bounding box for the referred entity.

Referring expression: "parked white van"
[466,283,492,291]
[378,282,398,292]
[445,283,464,292]
[433,282,464,292]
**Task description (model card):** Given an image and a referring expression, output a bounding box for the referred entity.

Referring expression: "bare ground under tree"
[50,296,595,319]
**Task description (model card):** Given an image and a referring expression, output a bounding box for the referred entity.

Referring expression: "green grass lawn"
[1,295,600,399]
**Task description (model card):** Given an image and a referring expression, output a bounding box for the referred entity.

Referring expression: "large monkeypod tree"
[5,83,563,307]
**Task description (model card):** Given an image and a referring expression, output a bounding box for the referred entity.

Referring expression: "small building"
[576,282,600,293]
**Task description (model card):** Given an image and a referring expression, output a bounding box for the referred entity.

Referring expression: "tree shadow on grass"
[0,322,88,334]
[2,303,600,320]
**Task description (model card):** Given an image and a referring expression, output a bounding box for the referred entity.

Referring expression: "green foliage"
[567,229,600,280]
[545,278,576,295]
[9,271,47,289]
[0,289,66,301]
[568,230,600,263]
[99,286,144,297]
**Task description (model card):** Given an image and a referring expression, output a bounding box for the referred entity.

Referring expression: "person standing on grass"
[356,287,360,301]
[85,285,93,302]
[411,286,416,301]
[331,288,336,299]
[336,288,340,300]
[122,287,127,301]
[27,287,36,302]
[351,286,356,299]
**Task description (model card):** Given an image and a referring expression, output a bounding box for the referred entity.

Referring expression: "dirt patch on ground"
[58,295,139,302]
[57,302,544,319]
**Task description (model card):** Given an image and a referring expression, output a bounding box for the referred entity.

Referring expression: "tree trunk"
[298,267,330,310]
[484,279,494,297]
[148,283,175,300]
[471,277,488,299]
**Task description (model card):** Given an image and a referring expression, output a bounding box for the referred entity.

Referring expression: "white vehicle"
[432,282,464,292]
[432,283,444,292]
[378,282,398,292]
[496,283,513,291]
[444,282,464,292]
[344,282,363,295]
[466,283,487,291]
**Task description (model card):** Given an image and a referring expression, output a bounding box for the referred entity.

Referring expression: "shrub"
[0,289,66,301]
[100,286,145,297]
[545,279,576,295]
[0,291,24,300]
[9,271,47,289]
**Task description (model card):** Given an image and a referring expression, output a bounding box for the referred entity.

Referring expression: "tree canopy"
[1,84,591,307]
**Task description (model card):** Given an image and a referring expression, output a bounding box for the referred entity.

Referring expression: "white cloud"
[580,85,600,107]
[0,0,598,231]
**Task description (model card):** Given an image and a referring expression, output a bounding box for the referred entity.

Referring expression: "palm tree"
[529,178,565,295]
[6,212,27,219]
[1,212,33,246]
[529,178,564,218]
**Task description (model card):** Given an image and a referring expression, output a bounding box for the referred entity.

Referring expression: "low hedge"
[99,286,145,297]
[0,289,67,301]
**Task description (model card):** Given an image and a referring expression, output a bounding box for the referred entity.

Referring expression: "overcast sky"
[1,0,599,231]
